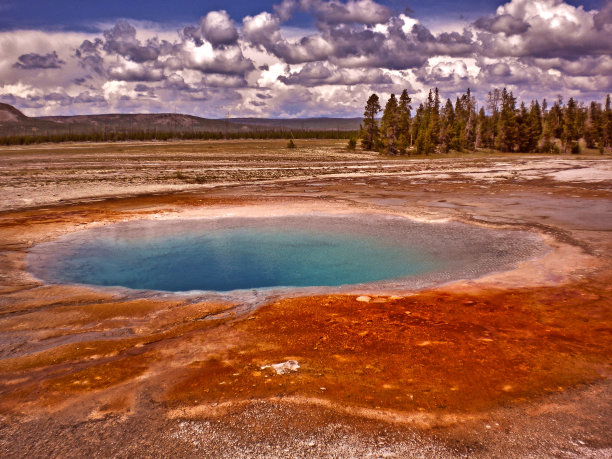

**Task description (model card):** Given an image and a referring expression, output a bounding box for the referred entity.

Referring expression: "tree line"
[0,128,358,146]
[361,88,612,155]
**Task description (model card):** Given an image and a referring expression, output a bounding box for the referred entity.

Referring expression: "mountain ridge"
[0,103,361,137]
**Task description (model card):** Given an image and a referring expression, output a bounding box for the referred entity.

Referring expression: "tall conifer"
[361,93,382,150]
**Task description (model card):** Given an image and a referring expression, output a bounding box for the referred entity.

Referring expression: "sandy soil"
[0,140,611,458]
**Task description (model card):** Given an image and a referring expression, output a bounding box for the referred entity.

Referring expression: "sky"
[0,0,610,118]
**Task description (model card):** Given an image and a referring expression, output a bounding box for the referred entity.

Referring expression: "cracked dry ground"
[0,140,611,457]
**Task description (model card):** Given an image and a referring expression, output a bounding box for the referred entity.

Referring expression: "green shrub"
[539,140,559,154]
[570,141,580,154]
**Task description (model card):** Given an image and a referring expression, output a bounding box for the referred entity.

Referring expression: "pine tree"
[439,98,454,153]
[548,96,564,139]
[359,89,608,157]
[486,88,502,147]
[604,94,612,150]
[527,100,543,152]
[584,101,601,150]
[462,88,477,150]
[380,94,399,155]
[397,89,412,154]
[361,93,382,150]
[495,88,518,152]
[429,88,441,151]
[475,107,489,149]
[562,97,579,153]
[516,102,530,152]
[414,103,433,155]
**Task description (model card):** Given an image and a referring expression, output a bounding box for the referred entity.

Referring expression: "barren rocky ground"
[0,140,611,457]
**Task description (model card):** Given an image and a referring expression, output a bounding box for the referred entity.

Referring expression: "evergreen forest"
[361,88,612,155]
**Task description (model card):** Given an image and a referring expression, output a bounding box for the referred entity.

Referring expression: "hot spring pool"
[27,214,547,294]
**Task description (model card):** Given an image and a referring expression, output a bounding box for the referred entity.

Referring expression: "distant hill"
[37,113,231,132]
[0,103,28,123]
[0,103,362,140]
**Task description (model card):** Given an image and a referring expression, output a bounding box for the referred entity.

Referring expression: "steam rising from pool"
[27,214,547,295]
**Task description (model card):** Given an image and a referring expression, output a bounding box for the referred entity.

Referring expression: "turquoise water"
[28,215,546,294]
[40,225,435,292]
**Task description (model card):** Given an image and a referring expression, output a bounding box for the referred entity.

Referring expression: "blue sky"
[0,0,603,30]
[0,0,610,117]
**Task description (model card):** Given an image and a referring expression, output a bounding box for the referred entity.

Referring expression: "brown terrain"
[0,103,361,137]
[0,139,611,457]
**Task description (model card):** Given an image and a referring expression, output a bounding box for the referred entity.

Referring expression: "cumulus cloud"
[278,62,393,86]
[103,20,160,63]
[14,51,65,69]
[164,73,194,91]
[1,0,611,117]
[245,14,426,68]
[200,10,238,46]
[272,0,392,26]
[594,1,612,30]
[243,12,283,50]
[182,41,254,75]
[74,16,254,82]
[529,56,612,78]
[475,0,612,59]
[73,91,106,104]
[474,14,530,35]
[107,62,164,82]
[305,0,392,27]
[75,38,105,74]
[134,83,152,92]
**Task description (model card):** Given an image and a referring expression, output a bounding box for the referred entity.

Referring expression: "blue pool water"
[36,226,434,292]
[27,215,546,293]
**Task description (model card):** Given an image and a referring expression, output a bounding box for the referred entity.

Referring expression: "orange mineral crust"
[0,145,610,456]
[165,282,612,414]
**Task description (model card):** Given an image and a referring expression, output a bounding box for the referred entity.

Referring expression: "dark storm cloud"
[13,51,65,69]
